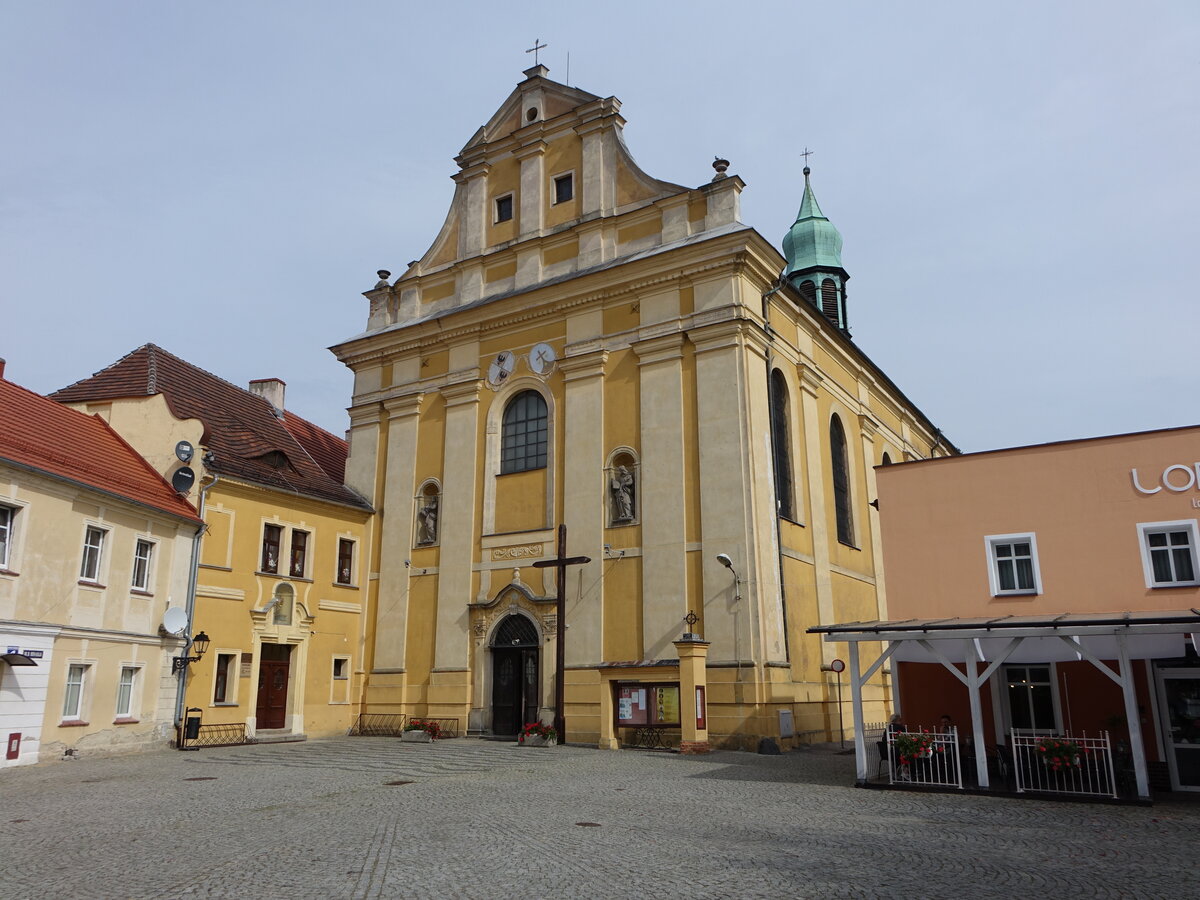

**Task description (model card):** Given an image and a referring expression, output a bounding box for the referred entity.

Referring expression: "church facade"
[333,65,953,749]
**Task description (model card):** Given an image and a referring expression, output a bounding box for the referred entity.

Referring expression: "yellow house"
[1,365,202,766]
[54,346,373,743]
[331,66,954,750]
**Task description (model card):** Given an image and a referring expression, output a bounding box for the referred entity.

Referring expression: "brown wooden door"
[256,645,291,729]
[491,648,538,736]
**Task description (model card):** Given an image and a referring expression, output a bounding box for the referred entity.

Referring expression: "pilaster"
[632,332,688,660]
[560,348,608,667]
[798,364,835,663]
[858,413,887,620]
[373,393,423,672]
[673,638,711,753]
[435,379,482,672]
[515,140,547,240]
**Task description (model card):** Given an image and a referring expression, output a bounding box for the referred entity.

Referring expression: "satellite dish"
[162,607,188,636]
[175,440,194,463]
[171,467,195,494]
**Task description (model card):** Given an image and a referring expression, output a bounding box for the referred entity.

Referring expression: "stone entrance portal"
[490,614,540,736]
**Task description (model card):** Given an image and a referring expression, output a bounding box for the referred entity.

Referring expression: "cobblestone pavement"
[2,738,1197,899]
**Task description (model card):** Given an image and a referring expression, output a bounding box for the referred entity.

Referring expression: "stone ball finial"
[374,269,392,290]
[712,157,730,181]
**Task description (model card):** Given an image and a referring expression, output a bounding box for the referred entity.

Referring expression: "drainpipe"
[175,473,219,731]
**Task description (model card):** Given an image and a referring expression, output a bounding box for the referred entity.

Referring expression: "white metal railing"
[886,727,963,789]
[1010,731,1117,798]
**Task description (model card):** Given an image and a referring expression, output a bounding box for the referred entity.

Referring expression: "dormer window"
[553,173,573,205]
[495,194,514,223]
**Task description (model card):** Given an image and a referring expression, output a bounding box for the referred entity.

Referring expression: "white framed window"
[0,505,13,569]
[1002,664,1060,733]
[330,655,351,704]
[494,193,514,223]
[551,171,574,205]
[1138,520,1200,587]
[985,533,1041,595]
[131,539,154,592]
[213,652,238,704]
[115,665,139,719]
[63,663,89,720]
[336,538,356,585]
[80,525,107,583]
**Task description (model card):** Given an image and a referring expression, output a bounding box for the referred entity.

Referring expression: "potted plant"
[1035,736,1084,771]
[518,721,557,747]
[401,718,441,742]
[891,729,939,765]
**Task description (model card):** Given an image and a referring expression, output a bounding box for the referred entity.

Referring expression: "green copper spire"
[782,166,844,278]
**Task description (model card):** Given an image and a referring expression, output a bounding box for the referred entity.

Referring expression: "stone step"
[251,731,307,745]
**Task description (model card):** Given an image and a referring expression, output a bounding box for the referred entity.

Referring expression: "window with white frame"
[336,538,355,585]
[115,666,138,719]
[131,539,154,591]
[1138,520,1200,587]
[289,529,309,578]
[985,533,1041,595]
[0,505,13,569]
[79,526,107,583]
[213,652,237,703]
[1004,665,1058,732]
[63,663,89,720]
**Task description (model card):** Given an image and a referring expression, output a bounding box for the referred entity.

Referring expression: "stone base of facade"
[679,740,710,754]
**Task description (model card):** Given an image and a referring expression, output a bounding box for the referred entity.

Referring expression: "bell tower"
[781,166,850,334]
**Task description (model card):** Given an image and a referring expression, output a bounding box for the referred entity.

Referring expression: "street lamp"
[172,630,210,674]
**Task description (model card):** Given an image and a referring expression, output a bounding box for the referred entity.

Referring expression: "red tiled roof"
[0,377,202,524]
[51,345,371,511]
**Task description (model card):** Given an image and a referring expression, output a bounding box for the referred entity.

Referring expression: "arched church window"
[830,414,854,545]
[272,582,294,626]
[491,613,539,648]
[769,370,794,519]
[501,390,548,474]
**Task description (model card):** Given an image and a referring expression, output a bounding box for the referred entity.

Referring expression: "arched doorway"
[490,614,540,736]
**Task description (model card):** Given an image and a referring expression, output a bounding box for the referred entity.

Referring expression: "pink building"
[812,425,1200,800]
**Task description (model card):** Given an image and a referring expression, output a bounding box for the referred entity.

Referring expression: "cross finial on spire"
[526,38,548,65]
[800,146,814,177]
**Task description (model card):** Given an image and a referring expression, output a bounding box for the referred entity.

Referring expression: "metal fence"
[887,727,963,789]
[1010,731,1117,799]
[348,713,407,736]
[178,722,248,749]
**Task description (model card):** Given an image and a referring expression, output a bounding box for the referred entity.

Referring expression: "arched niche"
[605,446,640,527]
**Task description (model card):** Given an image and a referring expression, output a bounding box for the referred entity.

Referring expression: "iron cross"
[525,38,548,65]
[532,523,589,742]
[800,146,814,165]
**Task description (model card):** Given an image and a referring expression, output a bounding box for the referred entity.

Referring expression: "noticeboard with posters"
[615,683,681,727]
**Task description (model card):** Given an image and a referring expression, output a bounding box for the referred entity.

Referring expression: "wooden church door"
[490,615,540,736]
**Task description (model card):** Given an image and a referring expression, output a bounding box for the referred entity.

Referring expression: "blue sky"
[3,1,1198,452]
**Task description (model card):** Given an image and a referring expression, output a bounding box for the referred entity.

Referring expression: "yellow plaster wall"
[189,478,369,737]
[494,469,548,533]
[545,136,582,229]
[603,555,643,661]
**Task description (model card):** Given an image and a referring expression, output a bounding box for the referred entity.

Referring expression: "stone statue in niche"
[416,492,439,545]
[609,464,635,523]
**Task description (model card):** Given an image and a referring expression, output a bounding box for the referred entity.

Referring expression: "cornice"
[558,348,609,382]
[631,331,685,366]
[383,393,424,419]
[440,378,482,407]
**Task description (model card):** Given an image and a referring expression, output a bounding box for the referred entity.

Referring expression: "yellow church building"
[333,64,953,751]
[54,346,373,744]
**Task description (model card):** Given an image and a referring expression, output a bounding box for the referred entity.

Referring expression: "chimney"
[0,358,6,379]
[249,378,286,415]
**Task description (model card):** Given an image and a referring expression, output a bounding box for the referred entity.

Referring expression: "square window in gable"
[494,194,513,223]
[553,173,574,205]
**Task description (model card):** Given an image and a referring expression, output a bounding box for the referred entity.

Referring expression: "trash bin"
[184,712,202,741]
